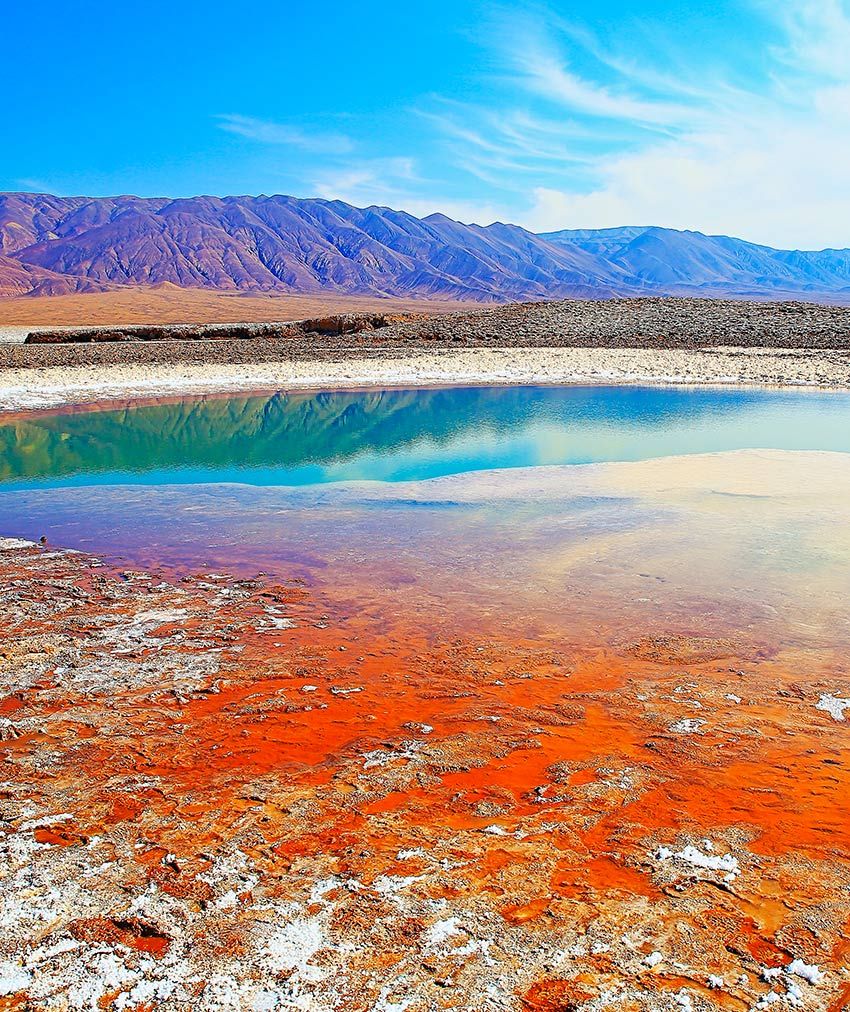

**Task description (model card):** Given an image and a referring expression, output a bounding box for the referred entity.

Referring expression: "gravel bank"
[1,345,849,412]
[3,298,850,410]
[384,298,850,350]
[5,299,850,367]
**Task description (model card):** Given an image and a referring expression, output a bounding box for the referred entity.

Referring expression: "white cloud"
[525,109,850,248]
[771,0,850,79]
[311,157,418,202]
[430,1,850,248]
[216,115,353,155]
[515,49,692,129]
[311,157,505,224]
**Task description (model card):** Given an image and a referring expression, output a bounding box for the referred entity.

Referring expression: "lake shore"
[1,343,849,411]
[3,448,850,1011]
[2,297,850,409]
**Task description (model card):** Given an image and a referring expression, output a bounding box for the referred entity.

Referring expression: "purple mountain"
[1,192,849,302]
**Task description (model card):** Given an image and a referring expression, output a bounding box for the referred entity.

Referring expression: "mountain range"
[1,191,849,303]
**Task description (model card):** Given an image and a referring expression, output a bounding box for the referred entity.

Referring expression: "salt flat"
[0,344,848,412]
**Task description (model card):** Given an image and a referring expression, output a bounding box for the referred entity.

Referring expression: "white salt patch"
[0,538,35,551]
[19,812,74,832]
[115,979,177,1008]
[25,937,80,967]
[0,960,31,996]
[669,718,706,734]
[455,936,496,965]
[404,722,433,734]
[726,693,742,704]
[373,874,422,898]
[786,958,824,984]
[676,844,739,874]
[786,980,804,1007]
[426,917,464,947]
[754,993,782,1010]
[111,608,188,644]
[708,975,724,989]
[644,951,663,968]
[656,843,740,881]
[816,694,850,721]
[215,889,239,910]
[266,616,296,630]
[251,992,280,1012]
[363,741,423,769]
[264,916,326,982]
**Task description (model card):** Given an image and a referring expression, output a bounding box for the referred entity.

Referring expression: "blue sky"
[5,1,850,248]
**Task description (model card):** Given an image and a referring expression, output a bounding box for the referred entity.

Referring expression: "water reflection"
[1,384,849,490]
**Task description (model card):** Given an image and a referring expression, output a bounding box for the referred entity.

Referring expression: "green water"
[2,384,850,491]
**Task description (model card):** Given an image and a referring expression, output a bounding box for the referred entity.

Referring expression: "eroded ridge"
[1,537,849,1010]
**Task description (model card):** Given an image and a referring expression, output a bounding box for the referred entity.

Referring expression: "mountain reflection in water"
[1,384,850,490]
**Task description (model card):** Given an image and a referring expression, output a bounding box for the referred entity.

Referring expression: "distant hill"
[1,192,849,303]
[542,226,850,301]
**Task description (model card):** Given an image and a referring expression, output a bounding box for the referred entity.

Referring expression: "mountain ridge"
[1,192,849,303]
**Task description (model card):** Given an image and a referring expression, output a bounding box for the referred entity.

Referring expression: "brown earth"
[4,297,850,375]
[0,284,474,328]
[2,531,849,1010]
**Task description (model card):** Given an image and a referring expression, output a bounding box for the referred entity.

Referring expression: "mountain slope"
[1,193,849,303]
[0,193,626,303]
[542,226,850,299]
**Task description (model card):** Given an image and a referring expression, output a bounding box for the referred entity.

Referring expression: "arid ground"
[1,450,850,1010]
[0,287,472,330]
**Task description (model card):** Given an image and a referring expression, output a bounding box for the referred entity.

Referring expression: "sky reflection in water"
[2,384,850,656]
[2,384,850,490]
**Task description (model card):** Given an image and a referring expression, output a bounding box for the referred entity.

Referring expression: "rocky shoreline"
[3,298,850,371]
[1,297,849,412]
[3,447,850,1012]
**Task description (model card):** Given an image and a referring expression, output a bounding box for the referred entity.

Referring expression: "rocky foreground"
[4,299,850,371]
[1,533,849,1011]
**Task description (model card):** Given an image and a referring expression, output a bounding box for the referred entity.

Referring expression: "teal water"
[2,384,850,491]
[2,384,850,647]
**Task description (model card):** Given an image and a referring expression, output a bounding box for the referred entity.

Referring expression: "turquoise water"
[2,384,850,491]
[2,383,850,646]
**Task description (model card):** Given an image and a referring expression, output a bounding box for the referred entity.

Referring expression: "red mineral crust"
[0,536,848,1010]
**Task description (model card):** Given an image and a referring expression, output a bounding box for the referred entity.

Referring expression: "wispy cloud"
[513,49,692,129]
[216,114,354,155]
[208,4,850,248]
[771,0,850,79]
[311,156,505,224]
[424,1,850,248]
[15,178,61,194]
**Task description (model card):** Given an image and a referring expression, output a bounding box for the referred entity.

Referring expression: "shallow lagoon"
[3,385,850,1009]
[2,383,850,490]
[1,386,849,659]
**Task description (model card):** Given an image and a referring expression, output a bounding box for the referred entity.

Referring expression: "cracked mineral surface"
[1,443,850,1011]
